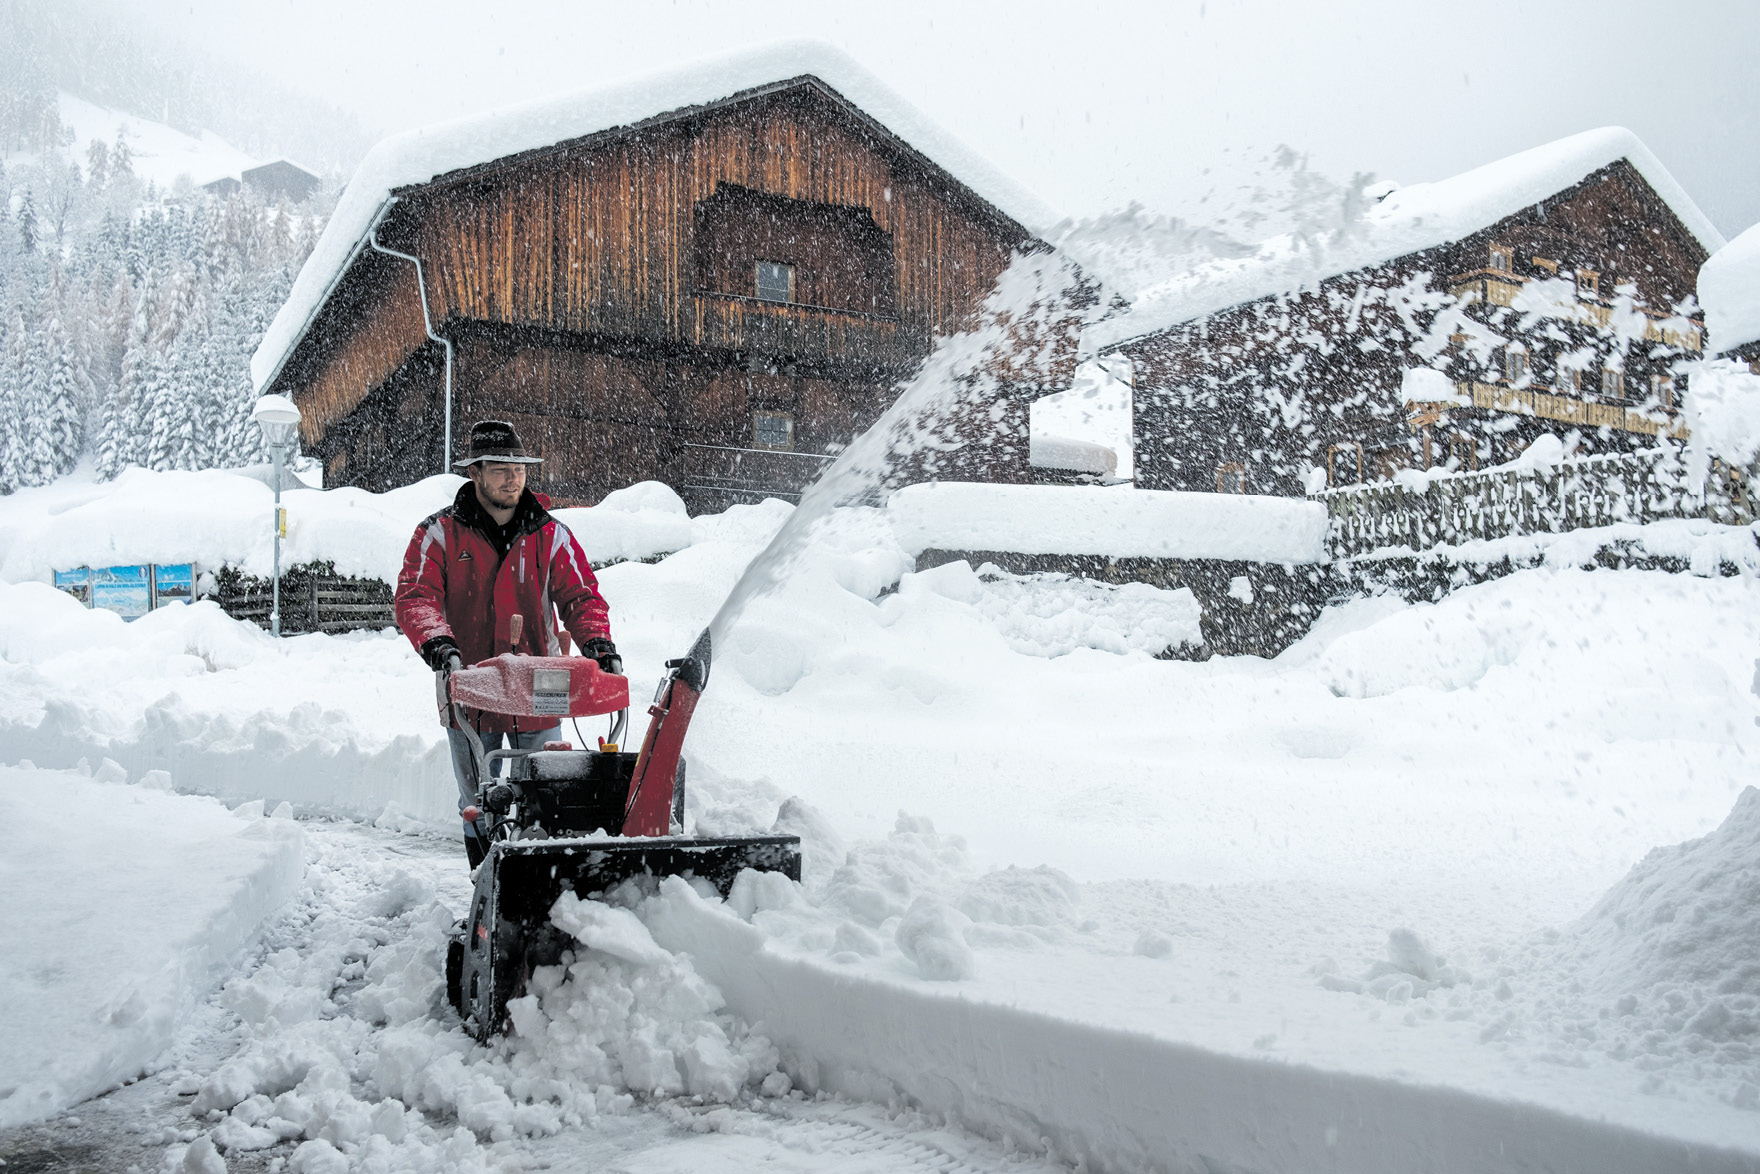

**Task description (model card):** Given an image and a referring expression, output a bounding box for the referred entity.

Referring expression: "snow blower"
[442,630,800,1040]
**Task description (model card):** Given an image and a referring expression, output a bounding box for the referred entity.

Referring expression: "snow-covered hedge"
[0,472,695,586]
[886,482,1329,563]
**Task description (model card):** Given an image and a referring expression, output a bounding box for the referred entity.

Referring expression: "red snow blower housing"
[442,630,800,1040]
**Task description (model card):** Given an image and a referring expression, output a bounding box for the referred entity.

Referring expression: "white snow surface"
[251,40,1062,393]
[1700,219,1760,354]
[886,481,1328,562]
[1027,434,1116,476]
[0,470,693,585]
[0,765,303,1127]
[1089,126,1724,349]
[5,469,1760,1163]
[57,92,261,191]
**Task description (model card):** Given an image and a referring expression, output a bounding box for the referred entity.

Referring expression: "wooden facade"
[1113,160,1711,497]
[267,81,1053,509]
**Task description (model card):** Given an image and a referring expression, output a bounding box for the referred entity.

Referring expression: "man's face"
[469,461,526,510]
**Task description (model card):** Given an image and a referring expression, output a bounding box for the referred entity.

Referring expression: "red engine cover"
[446,654,629,720]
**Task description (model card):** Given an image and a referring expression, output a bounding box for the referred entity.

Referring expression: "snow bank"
[551,480,694,566]
[0,471,696,587]
[645,876,1756,1174]
[1091,127,1723,349]
[1700,219,1760,355]
[253,40,1061,393]
[0,765,304,1127]
[1540,788,1760,1085]
[0,469,455,585]
[886,481,1328,562]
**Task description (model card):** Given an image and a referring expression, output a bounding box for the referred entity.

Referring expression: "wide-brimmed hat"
[454,420,543,467]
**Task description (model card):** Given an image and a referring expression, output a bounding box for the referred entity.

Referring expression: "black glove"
[582,637,623,676]
[421,635,461,671]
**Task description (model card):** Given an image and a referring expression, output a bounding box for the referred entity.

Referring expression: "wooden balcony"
[689,292,924,370]
[679,442,837,503]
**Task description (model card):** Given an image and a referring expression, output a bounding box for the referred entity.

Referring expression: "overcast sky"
[139,0,1759,242]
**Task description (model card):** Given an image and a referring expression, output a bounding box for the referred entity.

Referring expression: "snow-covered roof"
[1698,220,1760,355]
[251,41,1063,393]
[1089,127,1724,352]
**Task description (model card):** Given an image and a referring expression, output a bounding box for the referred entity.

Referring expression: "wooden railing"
[1313,448,1755,560]
[680,443,837,502]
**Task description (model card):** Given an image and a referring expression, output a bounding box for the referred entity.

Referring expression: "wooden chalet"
[1093,130,1723,496]
[253,50,1065,510]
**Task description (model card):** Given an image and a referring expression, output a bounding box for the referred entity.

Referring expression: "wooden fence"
[1313,448,1756,560]
[217,562,395,635]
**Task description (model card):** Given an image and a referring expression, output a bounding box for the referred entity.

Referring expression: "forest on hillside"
[0,0,362,491]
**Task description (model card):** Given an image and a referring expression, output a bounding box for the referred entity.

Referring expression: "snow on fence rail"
[1313,448,1757,560]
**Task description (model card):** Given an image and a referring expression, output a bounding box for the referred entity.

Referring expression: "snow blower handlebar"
[440,653,633,810]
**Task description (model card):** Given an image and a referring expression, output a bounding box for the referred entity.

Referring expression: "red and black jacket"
[395,483,611,732]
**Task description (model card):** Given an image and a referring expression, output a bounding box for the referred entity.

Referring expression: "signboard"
[53,567,90,606]
[152,563,193,607]
[89,565,151,620]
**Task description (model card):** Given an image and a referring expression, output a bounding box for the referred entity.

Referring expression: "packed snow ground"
[2,471,1759,1167]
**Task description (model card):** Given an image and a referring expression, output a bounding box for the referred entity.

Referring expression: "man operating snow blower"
[394,419,622,869]
[394,423,799,1039]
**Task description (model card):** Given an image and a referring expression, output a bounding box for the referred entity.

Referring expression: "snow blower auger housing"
[442,631,800,1040]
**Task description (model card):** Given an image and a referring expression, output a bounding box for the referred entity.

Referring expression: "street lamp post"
[252,394,303,637]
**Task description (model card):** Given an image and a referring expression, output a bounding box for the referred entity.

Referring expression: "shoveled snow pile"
[1534,787,1760,1096]
[181,844,784,1172]
[885,481,1328,562]
[0,470,696,587]
[898,560,1202,658]
[0,764,304,1128]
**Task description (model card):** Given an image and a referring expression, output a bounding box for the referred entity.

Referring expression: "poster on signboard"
[153,563,193,608]
[90,565,151,620]
[54,567,91,607]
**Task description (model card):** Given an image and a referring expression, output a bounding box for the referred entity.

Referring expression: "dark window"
[1504,347,1528,383]
[1576,270,1599,298]
[755,261,795,304]
[1215,462,1246,493]
[752,410,794,451]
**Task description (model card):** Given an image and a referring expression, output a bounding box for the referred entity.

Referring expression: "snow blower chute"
[442,630,800,1040]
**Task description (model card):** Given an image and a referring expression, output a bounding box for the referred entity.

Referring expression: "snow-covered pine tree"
[0,306,33,491]
[40,311,86,476]
[15,189,38,255]
[18,314,58,487]
[99,266,159,479]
